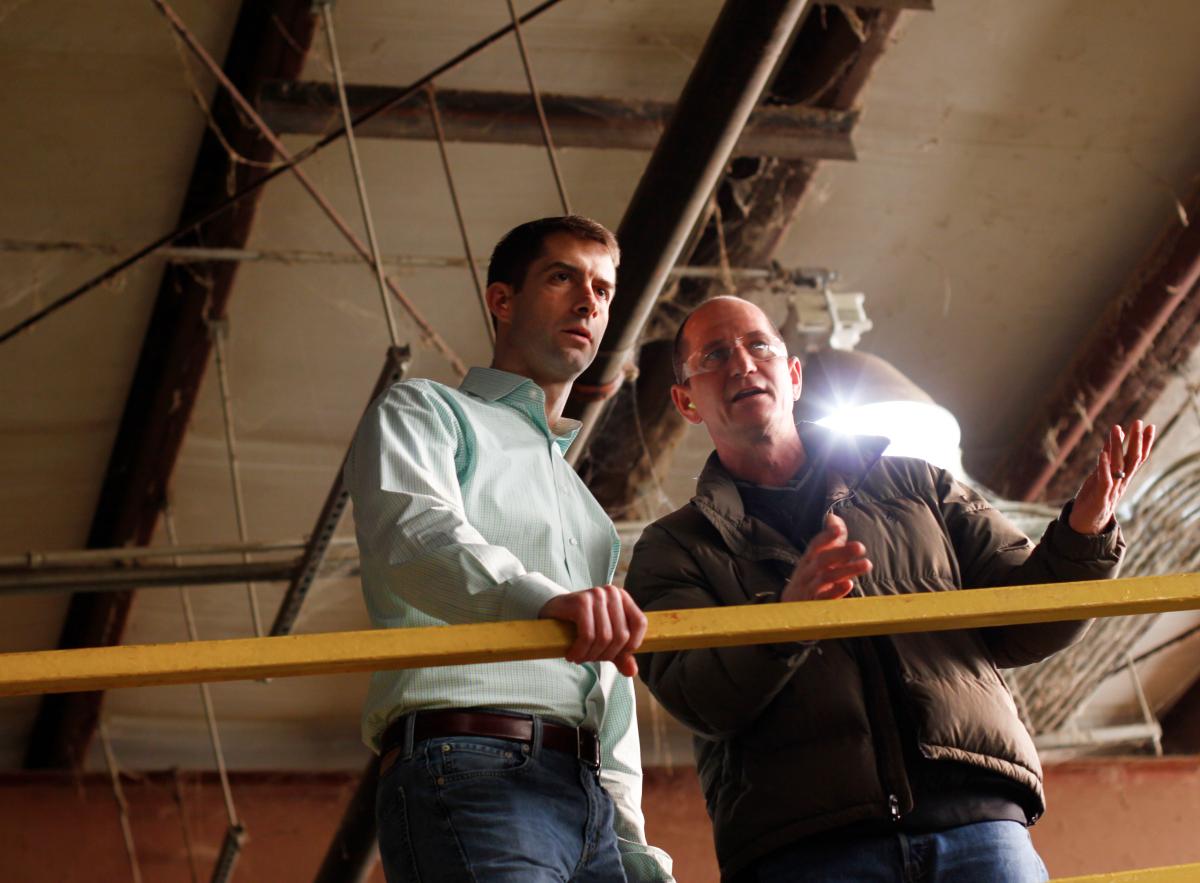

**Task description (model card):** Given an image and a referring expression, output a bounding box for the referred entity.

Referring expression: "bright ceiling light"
[815,400,965,479]
[796,349,966,480]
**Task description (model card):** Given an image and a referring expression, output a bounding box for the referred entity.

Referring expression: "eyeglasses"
[680,334,788,382]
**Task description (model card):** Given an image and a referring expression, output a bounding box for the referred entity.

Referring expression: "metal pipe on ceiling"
[0,538,357,570]
[563,0,814,455]
[996,183,1200,502]
[0,561,300,596]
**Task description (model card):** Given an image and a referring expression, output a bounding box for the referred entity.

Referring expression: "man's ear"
[486,281,514,326]
[671,384,704,425]
[788,355,802,401]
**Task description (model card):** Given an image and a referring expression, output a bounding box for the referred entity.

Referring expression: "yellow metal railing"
[1,572,1199,697]
[1057,864,1200,881]
[3,572,1199,881]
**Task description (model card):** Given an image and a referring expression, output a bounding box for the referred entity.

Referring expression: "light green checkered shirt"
[345,367,673,882]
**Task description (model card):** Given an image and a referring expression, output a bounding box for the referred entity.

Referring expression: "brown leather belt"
[378,710,601,778]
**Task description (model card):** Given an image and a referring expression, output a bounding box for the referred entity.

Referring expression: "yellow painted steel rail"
[1055,863,1200,881]
[1,573,1199,697]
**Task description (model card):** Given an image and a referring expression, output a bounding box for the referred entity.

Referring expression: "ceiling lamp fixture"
[758,266,964,478]
[793,348,967,480]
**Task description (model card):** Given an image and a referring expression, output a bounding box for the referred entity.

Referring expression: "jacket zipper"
[889,793,901,822]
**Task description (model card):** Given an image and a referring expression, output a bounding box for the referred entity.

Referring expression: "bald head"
[672,296,774,384]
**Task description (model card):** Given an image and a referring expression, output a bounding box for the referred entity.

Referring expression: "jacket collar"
[690,422,889,562]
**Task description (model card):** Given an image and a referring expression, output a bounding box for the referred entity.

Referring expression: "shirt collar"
[460,367,582,454]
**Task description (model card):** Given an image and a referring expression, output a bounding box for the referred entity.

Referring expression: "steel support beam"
[257,82,858,161]
[312,755,381,883]
[24,1,318,771]
[990,181,1200,503]
[573,6,906,509]
[562,0,814,441]
[270,346,411,637]
[1162,677,1200,754]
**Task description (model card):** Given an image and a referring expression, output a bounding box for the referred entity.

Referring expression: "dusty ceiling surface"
[1,0,1199,773]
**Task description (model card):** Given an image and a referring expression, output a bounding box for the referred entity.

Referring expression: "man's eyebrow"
[544,261,616,293]
[696,330,772,350]
[544,260,579,276]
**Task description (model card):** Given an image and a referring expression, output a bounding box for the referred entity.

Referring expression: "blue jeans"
[749,820,1049,883]
[375,727,627,882]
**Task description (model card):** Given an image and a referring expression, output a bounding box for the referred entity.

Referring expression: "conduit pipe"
[563,0,813,455]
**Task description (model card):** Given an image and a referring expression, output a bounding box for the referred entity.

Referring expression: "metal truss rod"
[151,0,461,371]
[318,0,399,347]
[425,84,492,342]
[209,319,265,637]
[270,346,412,637]
[3,573,1199,698]
[504,0,570,214]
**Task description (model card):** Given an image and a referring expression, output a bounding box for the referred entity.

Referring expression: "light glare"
[816,401,965,478]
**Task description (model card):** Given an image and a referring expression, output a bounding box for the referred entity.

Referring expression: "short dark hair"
[487,215,620,291]
[672,312,695,385]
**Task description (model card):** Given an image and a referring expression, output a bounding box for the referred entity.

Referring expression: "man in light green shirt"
[346,216,674,882]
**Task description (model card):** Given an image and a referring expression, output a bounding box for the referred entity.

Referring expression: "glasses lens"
[684,335,785,380]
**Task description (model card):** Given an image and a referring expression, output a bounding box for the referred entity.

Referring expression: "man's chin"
[542,348,594,385]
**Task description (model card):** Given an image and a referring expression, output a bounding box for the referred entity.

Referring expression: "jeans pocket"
[376,780,422,883]
[425,736,532,787]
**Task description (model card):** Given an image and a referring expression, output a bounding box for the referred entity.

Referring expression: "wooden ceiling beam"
[988,180,1200,502]
[575,5,907,513]
[23,1,318,770]
[257,82,859,161]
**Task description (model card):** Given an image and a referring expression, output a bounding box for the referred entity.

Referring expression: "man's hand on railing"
[539,585,648,677]
[1069,420,1157,536]
[781,513,873,603]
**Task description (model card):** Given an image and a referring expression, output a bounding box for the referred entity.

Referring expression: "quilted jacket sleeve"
[625,519,815,740]
[931,464,1125,667]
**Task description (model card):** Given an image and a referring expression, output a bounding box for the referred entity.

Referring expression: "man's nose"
[573,284,600,316]
[726,342,758,376]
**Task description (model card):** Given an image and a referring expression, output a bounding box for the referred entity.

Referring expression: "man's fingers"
[562,595,589,663]
[614,651,639,678]
[819,559,873,586]
[583,590,612,661]
[1140,423,1157,468]
[621,590,648,655]
[807,514,848,554]
[812,578,855,600]
[814,541,868,570]
[1096,449,1113,492]
[597,585,628,661]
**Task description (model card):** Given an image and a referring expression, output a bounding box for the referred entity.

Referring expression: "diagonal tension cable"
[0,0,565,346]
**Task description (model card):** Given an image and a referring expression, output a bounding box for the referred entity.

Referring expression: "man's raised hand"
[1069,420,1156,535]
[539,585,648,677]
[782,513,872,603]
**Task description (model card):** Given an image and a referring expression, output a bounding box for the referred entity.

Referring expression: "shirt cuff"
[618,839,676,882]
[499,571,571,620]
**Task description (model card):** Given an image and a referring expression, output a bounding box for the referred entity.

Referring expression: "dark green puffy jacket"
[625,424,1123,879]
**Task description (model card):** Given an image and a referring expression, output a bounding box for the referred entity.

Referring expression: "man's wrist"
[501,572,570,620]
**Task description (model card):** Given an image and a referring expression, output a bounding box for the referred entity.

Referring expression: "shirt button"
[569,537,579,546]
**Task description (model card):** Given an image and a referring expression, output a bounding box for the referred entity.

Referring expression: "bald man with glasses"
[625,295,1154,882]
